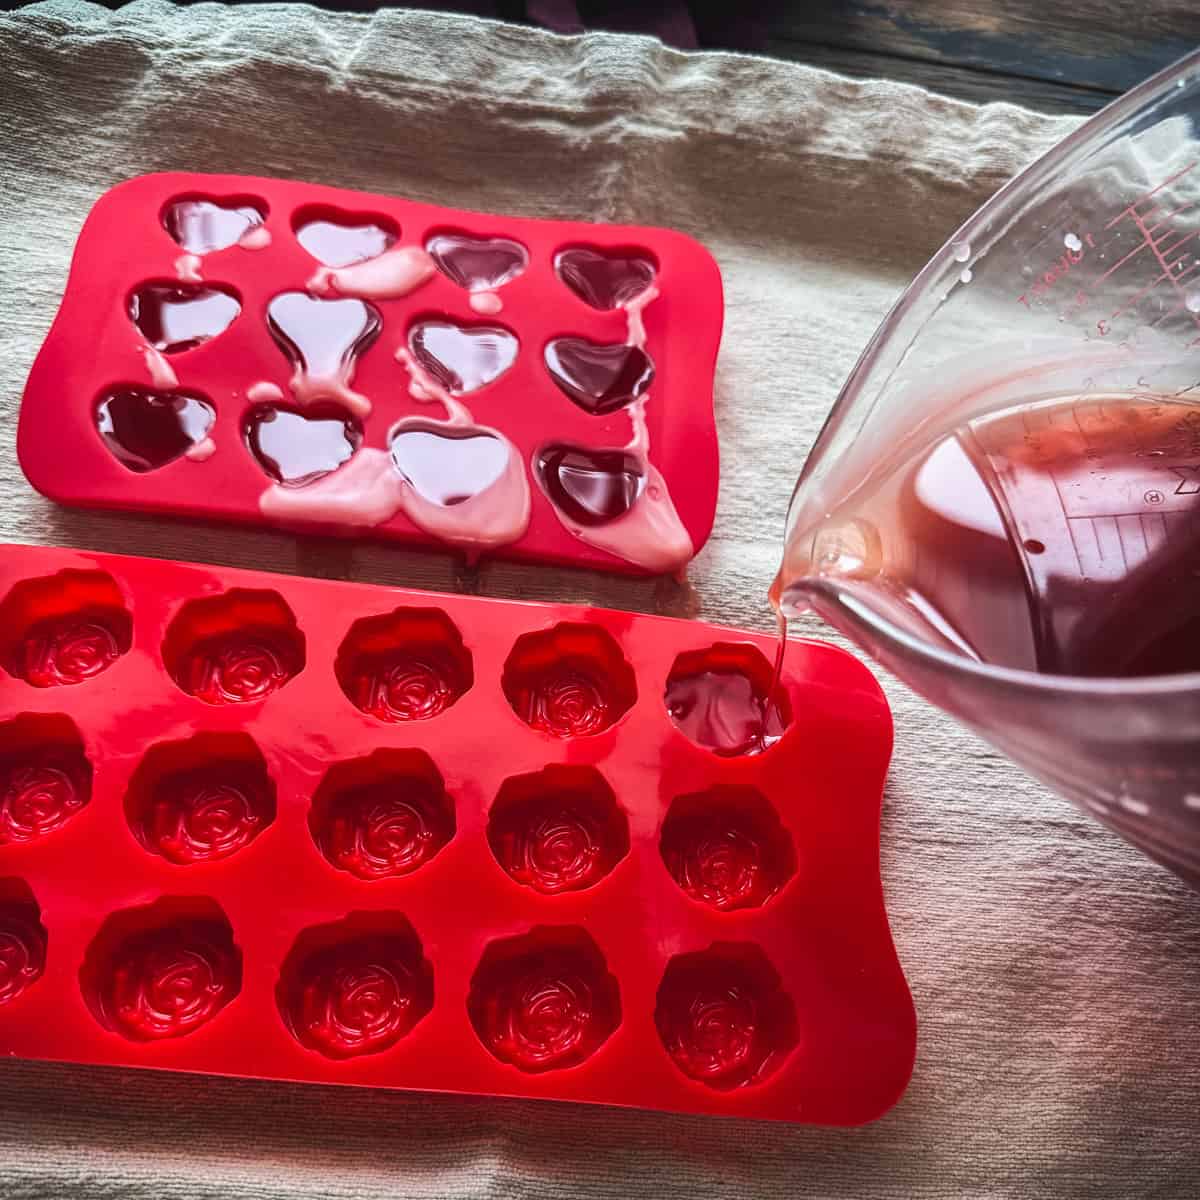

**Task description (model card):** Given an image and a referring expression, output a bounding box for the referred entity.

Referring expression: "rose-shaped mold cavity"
[162,194,267,253]
[80,897,242,1042]
[292,204,400,268]
[161,589,304,705]
[0,714,92,846]
[468,927,620,1073]
[277,912,433,1060]
[125,733,276,866]
[664,643,792,758]
[0,570,132,688]
[501,623,636,739]
[487,766,629,895]
[0,879,48,1007]
[310,749,454,881]
[335,608,472,724]
[659,787,796,912]
[655,943,798,1090]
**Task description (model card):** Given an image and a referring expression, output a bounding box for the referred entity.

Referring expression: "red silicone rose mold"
[0,543,913,1125]
[21,173,723,576]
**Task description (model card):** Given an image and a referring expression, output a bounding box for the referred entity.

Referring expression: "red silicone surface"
[0,544,914,1124]
[19,173,723,576]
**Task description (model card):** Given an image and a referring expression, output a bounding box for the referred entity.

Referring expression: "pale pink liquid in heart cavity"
[778,393,1200,678]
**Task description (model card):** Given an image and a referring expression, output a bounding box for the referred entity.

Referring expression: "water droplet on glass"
[959,268,973,284]
[1064,232,1083,252]
[951,240,971,263]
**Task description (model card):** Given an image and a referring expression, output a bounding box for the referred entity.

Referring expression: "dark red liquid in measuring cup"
[876,394,1200,677]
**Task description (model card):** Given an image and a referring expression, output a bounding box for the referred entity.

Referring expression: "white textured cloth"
[4,2,1200,1196]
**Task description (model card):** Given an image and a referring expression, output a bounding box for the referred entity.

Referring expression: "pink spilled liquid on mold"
[535,446,644,526]
[267,292,380,416]
[555,247,656,310]
[544,338,654,415]
[245,406,361,488]
[96,389,215,473]
[163,198,265,254]
[389,425,510,506]
[427,233,528,292]
[408,322,518,395]
[128,283,240,353]
[296,216,397,268]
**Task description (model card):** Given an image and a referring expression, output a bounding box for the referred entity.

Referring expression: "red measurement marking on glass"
[1016,233,1096,307]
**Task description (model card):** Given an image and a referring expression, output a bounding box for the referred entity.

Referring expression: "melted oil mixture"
[778,394,1200,678]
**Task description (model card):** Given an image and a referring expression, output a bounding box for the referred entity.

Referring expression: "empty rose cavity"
[660,787,795,912]
[277,912,433,1060]
[664,643,791,757]
[244,404,362,487]
[162,195,267,254]
[80,896,242,1041]
[0,714,92,846]
[96,387,216,473]
[544,338,654,416]
[554,246,656,310]
[501,623,636,738]
[0,880,47,1007]
[309,749,454,881]
[161,589,305,705]
[335,608,472,723]
[655,944,797,1090]
[128,282,240,353]
[468,927,620,1073]
[0,569,132,688]
[293,205,399,268]
[426,232,528,292]
[488,766,629,895]
[408,320,518,395]
[125,733,276,866]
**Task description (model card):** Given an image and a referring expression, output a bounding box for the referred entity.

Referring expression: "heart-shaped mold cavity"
[501,622,637,739]
[0,715,92,846]
[244,405,362,488]
[665,643,792,758]
[81,897,242,1042]
[163,196,266,254]
[535,445,645,527]
[161,589,305,706]
[335,608,473,723]
[544,338,654,415]
[0,570,132,689]
[128,282,240,354]
[654,944,797,1091]
[389,424,510,506]
[125,733,276,866]
[294,207,399,268]
[309,749,455,881]
[555,247,656,310]
[426,233,528,292]
[277,913,434,1060]
[468,926,620,1074]
[408,321,518,394]
[96,388,215,473]
[0,882,47,1007]
[660,787,796,911]
[487,765,629,895]
[268,292,381,383]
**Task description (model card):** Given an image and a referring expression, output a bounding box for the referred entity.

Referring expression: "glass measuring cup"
[777,50,1200,885]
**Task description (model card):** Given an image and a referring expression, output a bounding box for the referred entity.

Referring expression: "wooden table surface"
[270,0,1200,113]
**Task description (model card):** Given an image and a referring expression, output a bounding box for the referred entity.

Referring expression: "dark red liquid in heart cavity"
[555,248,656,310]
[245,406,361,487]
[128,284,241,354]
[544,339,654,415]
[426,234,528,291]
[96,389,215,473]
[535,446,644,526]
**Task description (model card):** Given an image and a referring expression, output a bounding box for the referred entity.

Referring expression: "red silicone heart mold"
[21,173,723,576]
[0,543,913,1125]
